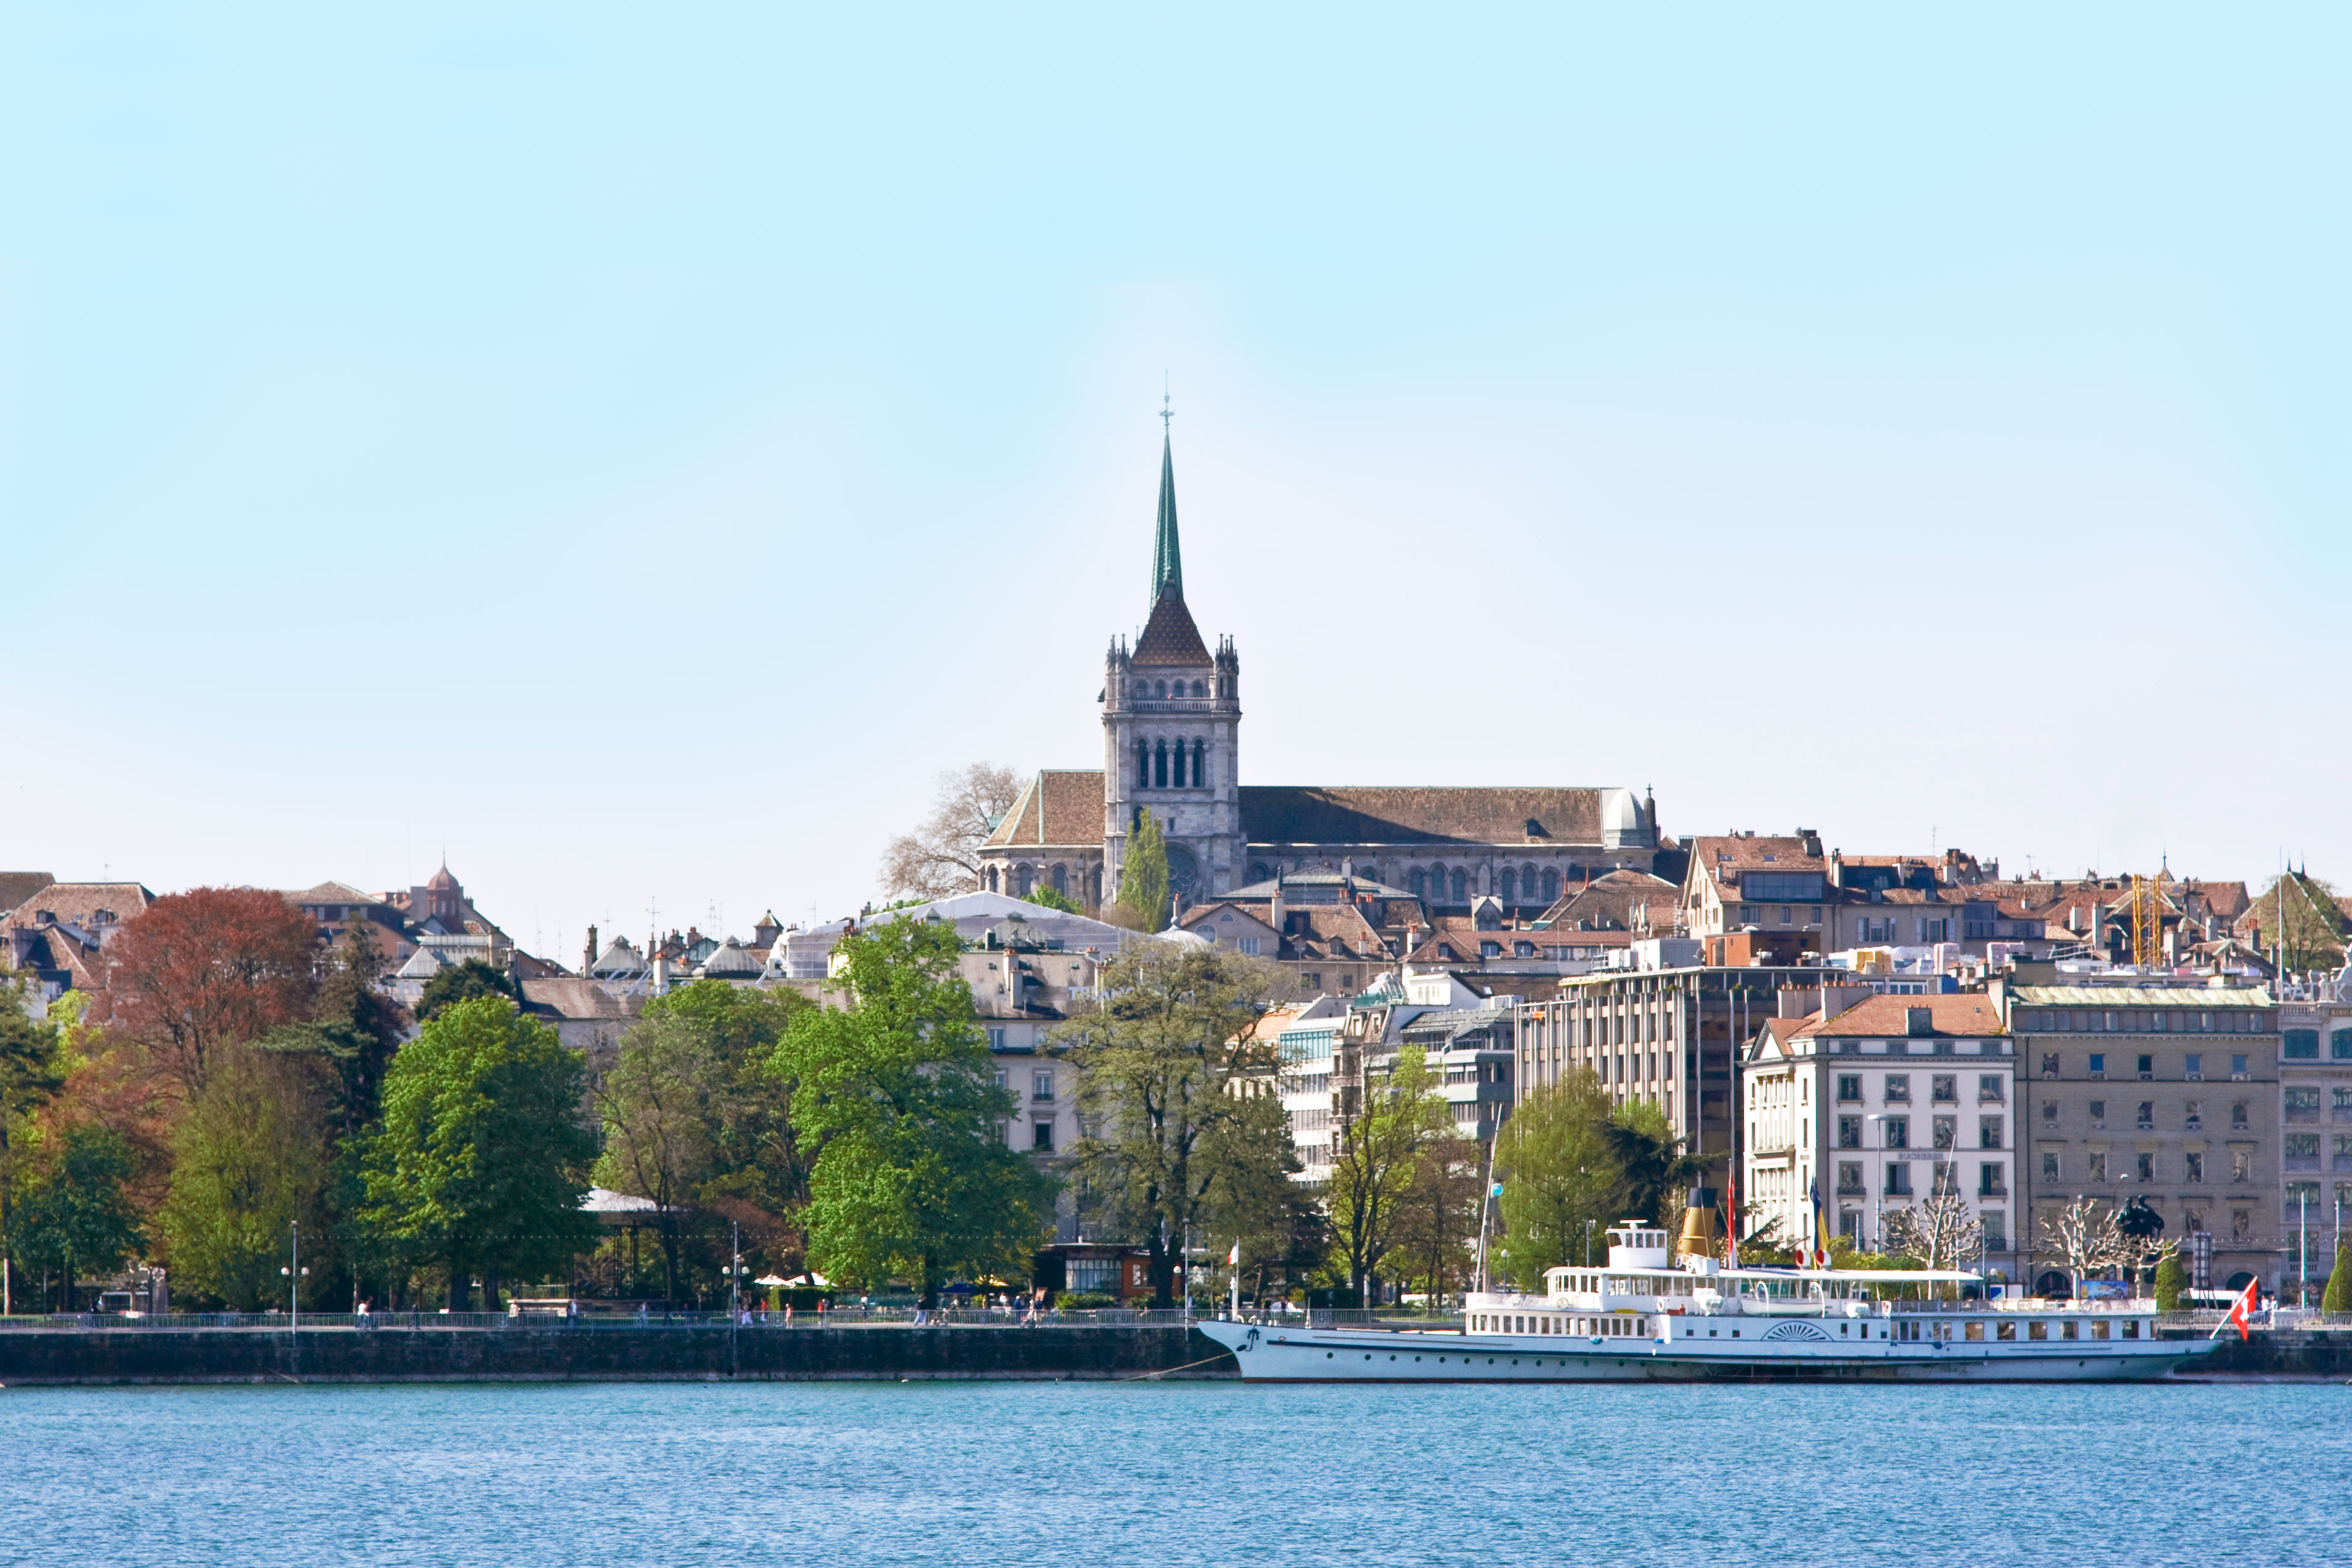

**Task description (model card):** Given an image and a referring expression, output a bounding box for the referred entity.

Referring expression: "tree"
[99,886,320,1099]
[415,957,520,1024]
[1387,1131,1483,1303]
[770,918,1050,1306]
[879,763,1023,900]
[1604,1098,1720,1227]
[2154,1247,2187,1312]
[256,922,410,1146]
[14,1124,144,1311]
[2322,1240,2351,1316]
[595,981,812,1303]
[1057,943,1287,1305]
[1493,1070,1622,1289]
[1884,1191,1986,1294]
[2253,871,2346,975]
[1116,811,1173,932]
[2034,1197,2142,1298]
[0,978,67,1311]
[353,996,600,1310]
[1021,883,1084,915]
[1326,1046,1455,1302]
[157,1046,332,1310]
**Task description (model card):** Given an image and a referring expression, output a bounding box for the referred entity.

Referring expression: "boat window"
[2123,1320,2141,1340]
[1997,1322,2016,1341]
[2092,1320,2110,1340]
[1965,1322,1984,1342]
[2061,1321,2079,1341]
[2028,1322,2046,1340]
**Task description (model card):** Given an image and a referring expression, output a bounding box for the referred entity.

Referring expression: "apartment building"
[1741,991,2016,1270]
[1996,976,2280,1295]
[2274,976,2352,1296]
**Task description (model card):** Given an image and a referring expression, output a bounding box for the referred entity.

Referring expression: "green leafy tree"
[1021,882,1084,915]
[14,1124,144,1311]
[1494,1070,1624,1289]
[1116,811,1173,931]
[415,957,521,1024]
[770,918,1050,1306]
[2154,1246,2187,1311]
[0,978,67,1310]
[1197,1091,1329,1306]
[2321,1241,2351,1316]
[258,922,410,1144]
[1387,1130,1483,1303]
[157,1046,334,1310]
[353,996,599,1310]
[1604,1097,1721,1224]
[2253,871,2347,974]
[595,980,811,1303]
[1326,1046,1455,1302]
[1057,943,1287,1305]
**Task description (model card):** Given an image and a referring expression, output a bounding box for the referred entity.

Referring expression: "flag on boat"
[2224,1276,2260,1341]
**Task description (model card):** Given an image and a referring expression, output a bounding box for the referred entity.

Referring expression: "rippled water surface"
[4,1378,2346,1566]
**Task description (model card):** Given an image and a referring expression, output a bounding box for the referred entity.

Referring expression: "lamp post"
[279,1221,307,1328]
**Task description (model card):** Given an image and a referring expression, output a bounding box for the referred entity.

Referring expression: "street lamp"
[280,1221,308,1328]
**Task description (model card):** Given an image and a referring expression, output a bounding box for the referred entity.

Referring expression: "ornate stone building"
[976,427,1661,916]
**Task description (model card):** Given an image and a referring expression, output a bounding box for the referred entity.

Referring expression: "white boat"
[1197,1224,2218,1382]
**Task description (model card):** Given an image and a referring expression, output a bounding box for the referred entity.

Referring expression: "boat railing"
[1885,1297,2160,1314]
[1305,1310,1467,1331]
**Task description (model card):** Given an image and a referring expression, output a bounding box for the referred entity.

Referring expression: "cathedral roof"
[1152,429,1182,603]
[1240,787,1608,848]
[981,770,1106,849]
[1131,589,1211,666]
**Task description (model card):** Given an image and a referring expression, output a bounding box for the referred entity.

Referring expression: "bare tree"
[2034,1197,2142,1298]
[1884,1191,1985,1294]
[878,764,1023,900]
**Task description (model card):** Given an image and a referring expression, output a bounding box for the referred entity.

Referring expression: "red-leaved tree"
[100,887,321,1099]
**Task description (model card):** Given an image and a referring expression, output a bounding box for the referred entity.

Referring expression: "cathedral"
[976,426,1659,917]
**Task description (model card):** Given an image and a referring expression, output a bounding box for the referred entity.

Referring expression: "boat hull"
[1196,1320,2218,1383]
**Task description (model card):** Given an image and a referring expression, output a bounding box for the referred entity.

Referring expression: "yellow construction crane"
[2131,867,2171,968]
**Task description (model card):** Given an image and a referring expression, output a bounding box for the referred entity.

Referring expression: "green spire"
[1151,427,1182,604]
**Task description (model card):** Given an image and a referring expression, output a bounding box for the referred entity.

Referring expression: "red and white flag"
[2224,1277,2260,1342]
[1227,1242,1240,1266]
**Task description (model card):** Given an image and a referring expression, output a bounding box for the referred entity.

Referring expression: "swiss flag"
[2226,1277,2261,1342]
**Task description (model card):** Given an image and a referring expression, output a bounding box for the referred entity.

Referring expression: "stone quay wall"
[0,1324,1242,1385]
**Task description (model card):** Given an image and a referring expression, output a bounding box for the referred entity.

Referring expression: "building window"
[2089,1053,2105,1077]
[1978,1162,2005,1197]
[2232,1054,2250,1078]
[2185,1151,2203,1184]
[1836,1075,1862,1103]
[2042,1152,2060,1181]
[2137,1054,2155,1078]
[1033,1120,1055,1152]
[2333,1031,2352,1062]
[1451,869,1467,904]
[2041,1054,2060,1078]
[2230,1150,2250,1184]
[2135,1152,2155,1182]
[1302,973,1319,989]
[2042,1102,2060,1128]
[1979,1116,2002,1150]
[1978,1075,2004,1104]
[1983,1210,2007,1251]
[1884,1075,1910,1104]
[1153,738,1168,788]
[1836,1116,1862,1150]
[1033,1070,1054,1102]
[2089,1100,2106,1128]
[1236,937,1260,957]
[1933,1115,1956,1150]
[1500,868,1517,902]
[2185,1100,2202,1129]
[2284,1133,2321,1168]
[2285,1087,2319,1121]
[1884,1163,1912,1197]
[1932,1075,1957,1104]
[2137,1101,2155,1129]
[2284,1030,2321,1060]
[1052,864,1068,895]
[1883,1116,1910,1150]
[2087,1152,2107,1182]
[2231,1102,2249,1129]
[988,1030,1006,1051]
[1836,1161,1864,1195]
[1192,738,1206,788]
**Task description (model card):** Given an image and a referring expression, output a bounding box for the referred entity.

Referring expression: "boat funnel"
[1676,1187,1720,1259]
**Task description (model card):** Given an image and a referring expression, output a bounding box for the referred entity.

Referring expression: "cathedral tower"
[1102,423,1244,915]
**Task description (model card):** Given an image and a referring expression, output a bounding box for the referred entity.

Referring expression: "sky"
[4,4,2347,960]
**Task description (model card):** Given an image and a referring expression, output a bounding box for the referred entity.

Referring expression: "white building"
[1743,988,2017,1274]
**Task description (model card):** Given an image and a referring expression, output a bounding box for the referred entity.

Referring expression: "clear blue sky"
[5,4,2345,957]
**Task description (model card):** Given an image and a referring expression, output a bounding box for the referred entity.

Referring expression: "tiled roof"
[1243,787,1604,846]
[1130,591,1211,666]
[1535,869,1678,930]
[2011,984,2271,1008]
[982,771,1105,850]
[287,881,381,907]
[1796,994,2009,1039]
[0,873,56,914]
[2,881,155,928]
[521,978,643,1021]
[1688,836,1826,894]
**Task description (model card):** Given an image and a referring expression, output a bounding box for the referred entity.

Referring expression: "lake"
[4,1379,2345,1565]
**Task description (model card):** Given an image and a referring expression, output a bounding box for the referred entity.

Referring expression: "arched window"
[1153,738,1168,788]
[1052,864,1068,895]
[1155,679,1167,698]
[1192,680,1205,697]
[1499,868,1517,902]
[1249,862,1270,884]
[1173,737,1188,788]
[1192,738,1206,788]
[1522,862,1538,900]
[1409,866,1426,898]
[1427,863,1445,901]
[983,866,999,892]
[1017,864,1036,896]
[1089,867,1103,906]
[1451,868,1468,904]
[1136,738,1149,788]
[1541,867,1559,902]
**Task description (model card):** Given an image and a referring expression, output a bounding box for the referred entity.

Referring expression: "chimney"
[1905,1006,1933,1037]
[585,925,598,976]
[1270,872,1285,936]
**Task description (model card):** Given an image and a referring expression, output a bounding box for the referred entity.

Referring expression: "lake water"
[4,1379,2346,1566]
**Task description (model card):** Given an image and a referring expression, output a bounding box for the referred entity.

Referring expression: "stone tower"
[1102,427,1244,915]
